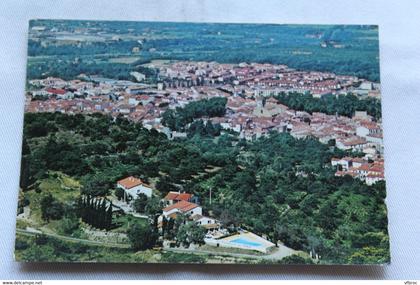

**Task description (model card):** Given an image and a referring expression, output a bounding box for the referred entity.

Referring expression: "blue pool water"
[230,237,262,247]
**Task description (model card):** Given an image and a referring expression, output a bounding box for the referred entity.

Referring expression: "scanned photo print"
[15,20,389,264]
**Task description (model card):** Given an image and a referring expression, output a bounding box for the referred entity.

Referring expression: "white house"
[336,137,367,152]
[356,123,382,138]
[356,126,369,137]
[192,214,220,230]
[366,173,385,185]
[220,122,242,133]
[162,200,202,218]
[192,214,217,225]
[331,157,353,170]
[128,97,140,106]
[351,157,365,168]
[130,71,146,82]
[360,81,374,90]
[366,134,383,145]
[117,176,153,202]
[163,191,193,205]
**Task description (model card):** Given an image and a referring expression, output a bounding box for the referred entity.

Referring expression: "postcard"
[15,20,389,264]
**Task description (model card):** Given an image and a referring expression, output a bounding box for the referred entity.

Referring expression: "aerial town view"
[15,20,389,264]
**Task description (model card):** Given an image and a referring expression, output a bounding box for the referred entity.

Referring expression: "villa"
[191,214,221,231]
[162,200,202,218]
[163,191,194,205]
[117,176,153,202]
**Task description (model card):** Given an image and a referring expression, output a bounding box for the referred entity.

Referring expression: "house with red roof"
[46,88,66,95]
[163,191,194,205]
[117,176,153,202]
[162,200,202,218]
[366,173,385,185]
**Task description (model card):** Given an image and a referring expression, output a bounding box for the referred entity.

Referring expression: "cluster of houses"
[116,176,221,233]
[155,60,378,99]
[26,60,385,186]
[115,175,280,253]
[115,175,278,252]
[160,192,221,231]
[331,156,385,185]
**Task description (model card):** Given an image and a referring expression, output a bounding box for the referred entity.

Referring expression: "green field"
[27,20,380,82]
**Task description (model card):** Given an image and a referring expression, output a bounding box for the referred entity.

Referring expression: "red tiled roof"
[369,166,383,173]
[117,176,150,189]
[164,192,179,201]
[343,138,366,146]
[177,193,193,201]
[361,122,381,130]
[162,200,199,213]
[46,88,66,95]
[367,173,385,178]
[163,191,192,202]
[357,164,370,171]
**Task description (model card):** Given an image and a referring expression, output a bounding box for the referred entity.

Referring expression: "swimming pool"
[229,237,262,247]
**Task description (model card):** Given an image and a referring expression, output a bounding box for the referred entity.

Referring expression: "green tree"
[176,223,206,247]
[115,187,125,200]
[82,174,110,196]
[40,194,63,222]
[145,196,162,216]
[133,193,148,213]
[280,254,314,264]
[348,247,390,264]
[127,221,157,251]
[58,216,80,235]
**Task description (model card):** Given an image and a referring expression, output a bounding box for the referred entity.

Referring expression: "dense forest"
[274,92,382,120]
[19,112,389,264]
[27,20,380,81]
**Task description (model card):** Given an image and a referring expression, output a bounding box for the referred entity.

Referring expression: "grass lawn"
[112,214,149,233]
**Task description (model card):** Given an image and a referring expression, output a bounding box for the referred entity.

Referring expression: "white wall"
[137,184,153,198]
[117,183,153,198]
[356,126,369,137]
[196,216,217,225]
[163,206,202,218]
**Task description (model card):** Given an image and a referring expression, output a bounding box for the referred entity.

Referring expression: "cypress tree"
[106,202,113,230]
[93,198,99,228]
[162,216,167,239]
[153,215,159,235]
[100,199,107,229]
[85,195,91,225]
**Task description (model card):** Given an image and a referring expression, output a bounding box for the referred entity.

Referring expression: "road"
[164,243,298,261]
[16,228,299,261]
[15,228,130,249]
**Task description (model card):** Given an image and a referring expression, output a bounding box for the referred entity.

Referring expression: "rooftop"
[117,176,150,189]
[162,200,199,213]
